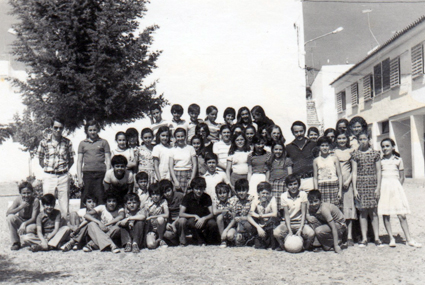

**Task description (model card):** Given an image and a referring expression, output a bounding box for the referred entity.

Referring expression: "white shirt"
[152,144,172,180]
[170,145,196,171]
[203,170,229,199]
[280,191,307,223]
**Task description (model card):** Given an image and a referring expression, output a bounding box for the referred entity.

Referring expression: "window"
[373,63,382,95]
[382,58,390,92]
[381,120,389,134]
[411,43,424,78]
[351,82,359,106]
[363,74,373,101]
[373,58,390,95]
[390,57,400,88]
[336,91,346,113]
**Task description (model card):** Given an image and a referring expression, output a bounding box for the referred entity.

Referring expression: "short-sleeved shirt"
[151,120,171,135]
[170,145,196,171]
[227,151,250,174]
[205,121,221,141]
[124,207,145,218]
[10,196,40,220]
[111,148,135,166]
[145,198,168,217]
[280,190,307,223]
[137,191,150,207]
[286,138,316,176]
[37,209,61,235]
[181,192,212,217]
[254,196,277,225]
[169,120,188,136]
[166,191,184,221]
[78,137,110,172]
[310,202,346,225]
[93,205,124,224]
[38,136,75,173]
[229,195,254,218]
[137,145,154,173]
[213,197,232,220]
[213,141,231,167]
[203,170,229,199]
[104,169,134,190]
[267,157,293,181]
[248,152,270,174]
[152,144,172,180]
[187,119,203,142]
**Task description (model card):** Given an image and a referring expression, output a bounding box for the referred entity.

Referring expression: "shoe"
[83,244,93,252]
[72,243,79,251]
[389,239,396,247]
[347,239,354,247]
[132,243,140,253]
[219,241,227,248]
[11,243,20,251]
[275,246,284,252]
[407,240,422,248]
[358,240,367,248]
[313,247,323,253]
[111,245,120,254]
[375,240,385,248]
[158,240,168,248]
[31,245,44,252]
[61,240,75,252]
[124,242,132,252]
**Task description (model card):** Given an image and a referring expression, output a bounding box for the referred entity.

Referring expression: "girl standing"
[244,125,256,151]
[204,106,221,142]
[111,132,137,172]
[379,138,421,247]
[251,105,274,131]
[333,131,357,246]
[169,128,197,193]
[352,132,383,247]
[195,123,213,155]
[213,125,232,171]
[226,132,251,190]
[152,126,172,181]
[324,128,337,152]
[237,107,257,130]
[137,128,155,184]
[336,118,349,135]
[191,135,208,176]
[77,120,111,206]
[307,127,320,142]
[248,135,271,198]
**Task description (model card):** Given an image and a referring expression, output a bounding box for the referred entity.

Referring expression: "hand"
[195,217,205,229]
[193,215,200,221]
[375,189,380,200]
[78,176,84,188]
[338,191,342,200]
[295,229,302,236]
[334,245,342,253]
[234,217,241,223]
[99,223,108,232]
[20,201,30,209]
[17,224,26,235]
[257,227,266,238]
[354,189,360,201]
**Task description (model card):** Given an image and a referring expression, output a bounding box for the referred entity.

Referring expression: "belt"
[45,170,68,175]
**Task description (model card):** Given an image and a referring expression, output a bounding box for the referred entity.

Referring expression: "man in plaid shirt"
[38,117,75,219]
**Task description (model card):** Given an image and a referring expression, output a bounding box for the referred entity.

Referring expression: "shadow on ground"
[0,255,71,283]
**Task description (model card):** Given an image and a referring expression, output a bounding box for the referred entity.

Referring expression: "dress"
[351,148,381,209]
[316,155,339,206]
[334,148,357,219]
[378,156,410,215]
[136,145,155,183]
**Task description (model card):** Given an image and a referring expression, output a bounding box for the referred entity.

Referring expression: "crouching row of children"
[7,173,346,253]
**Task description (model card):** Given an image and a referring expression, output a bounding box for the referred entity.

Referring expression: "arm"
[334,156,343,199]
[260,199,278,219]
[190,155,197,182]
[287,165,293,175]
[179,205,200,220]
[226,160,232,186]
[222,219,236,240]
[126,208,147,222]
[38,143,45,168]
[195,205,214,229]
[77,153,84,187]
[85,210,107,231]
[399,169,405,185]
[296,202,307,236]
[352,160,359,200]
[127,182,134,194]
[265,170,270,182]
[103,181,111,192]
[313,159,318,189]
[22,200,40,233]
[105,153,111,170]
[36,215,48,248]
[283,206,293,235]
[46,212,61,241]
[322,206,341,253]
[375,160,382,200]
[247,165,252,182]
[147,204,169,221]
[6,198,24,216]
[104,211,125,227]
[153,157,161,181]
[169,156,180,189]
[247,215,266,238]
[68,157,74,170]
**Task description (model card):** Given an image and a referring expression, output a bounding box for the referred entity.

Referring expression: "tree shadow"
[0,254,71,283]
[379,234,406,244]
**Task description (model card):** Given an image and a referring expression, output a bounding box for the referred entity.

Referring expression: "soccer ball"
[284,235,304,253]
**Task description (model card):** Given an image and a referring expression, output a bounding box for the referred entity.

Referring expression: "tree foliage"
[9,0,164,132]
[0,124,14,145]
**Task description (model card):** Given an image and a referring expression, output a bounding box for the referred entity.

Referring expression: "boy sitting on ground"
[212,182,233,248]
[307,189,346,253]
[136,171,150,206]
[161,179,184,246]
[145,183,169,249]
[6,181,40,251]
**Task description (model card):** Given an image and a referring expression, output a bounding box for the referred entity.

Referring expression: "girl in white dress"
[379,138,421,248]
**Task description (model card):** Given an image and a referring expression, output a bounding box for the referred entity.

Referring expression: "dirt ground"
[1,181,424,284]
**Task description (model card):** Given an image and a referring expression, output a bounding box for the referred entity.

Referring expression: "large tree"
[9,0,164,133]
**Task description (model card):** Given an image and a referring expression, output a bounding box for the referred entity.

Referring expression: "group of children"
[6,104,421,253]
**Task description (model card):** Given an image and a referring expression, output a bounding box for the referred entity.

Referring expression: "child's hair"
[190,177,206,190]
[231,124,244,135]
[307,189,321,201]
[155,126,171,145]
[215,182,231,195]
[257,181,272,193]
[18,181,34,193]
[335,118,349,133]
[104,191,119,202]
[236,107,253,125]
[349,116,368,137]
[159,179,174,193]
[84,120,100,135]
[285,174,301,187]
[111,155,128,167]
[324,128,336,139]
[149,104,161,112]
[140,128,154,142]
[135,171,149,182]
[51,117,65,127]
[171,104,184,115]
[83,194,98,205]
[316,136,332,147]
[190,134,205,155]
[291,120,306,134]
[307,126,319,137]
[335,131,350,148]
[188,103,201,115]
[258,125,272,145]
[223,107,236,120]
[228,132,250,155]
[195,123,210,137]
[244,125,256,136]
[251,134,267,156]
[235,178,249,192]
[205,105,218,121]
[204,152,218,162]
[270,125,286,145]
[124,193,141,204]
[115,131,127,146]
[125,128,139,146]
[148,182,163,197]
[380,138,401,157]
[173,127,187,138]
[41,194,55,206]
[266,141,287,168]
[219,124,231,135]
[251,105,266,120]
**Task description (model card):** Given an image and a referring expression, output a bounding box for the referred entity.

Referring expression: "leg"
[56,173,70,219]
[314,224,334,251]
[131,220,145,247]
[177,218,188,245]
[156,217,166,241]
[69,212,81,227]
[383,215,394,244]
[43,172,57,195]
[121,226,132,247]
[347,220,353,241]
[146,232,157,249]
[186,218,203,244]
[273,223,290,249]
[163,221,178,246]
[204,218,219,245]
[359,210,368,243]
[398,215,412,242]
[6,215,24,245]
[48,226,72,248]
[216,214,225,236]
[20,233,41,247]
[369,208,381,242]
[301,224,315,250]
[87,222,115,250]
[226,228,236,243]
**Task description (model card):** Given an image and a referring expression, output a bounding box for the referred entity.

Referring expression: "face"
[198,127,208,139]
[252,111,262,122]
[245,128,255,142]
[287,181,300,195]
[319,142,330,154]
[236,188,248,200]
[126,199,140,212]
[193,187,205,198]
[235,135,245,149]
[326,132,335,142]
[381,140,394,156]
[308,131,319,142]
[142,132,153,145]
[116,134,127,149]
[221,129,231,143]
[240,110,250,123]
[206,159,217,172]
[159,131,169,145]
[113,163,126,177]
[151,193,162,203]
[258,189,271,203]
[52,121,64,138]
[308,198,321,212]
[172,111,182,121]
[336,134,348,148]
[358,134,369,148]
[44,203,55,214]
[207,109,217,123]
[292,125,305,140]
[85,198,97,211]
[192,138,201,151]
[128,136,138,148]
[20,188,33,202]
[273,144,284,158]
[151,109,162,121]
[163,187,174,200]
[337,122,347,133]
[189,111,199,122]
[87,125,99,140]
[254,141,265,153]
[137,179,148,190]
[225,114,235,125]
[351,122,363,136]
[271,128,281,141]
[106,198,118,211]
[174,131,186,146]
[261,129,268,138]
[217,189,229,202]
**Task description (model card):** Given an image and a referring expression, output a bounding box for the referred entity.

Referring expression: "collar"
[286,191,301,200]
[204,170,219,176]
[84,136,101,143]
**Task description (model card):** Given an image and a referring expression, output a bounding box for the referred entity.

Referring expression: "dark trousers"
[81,171,105,207]
[177,217,219,245]
[121,221,144,247]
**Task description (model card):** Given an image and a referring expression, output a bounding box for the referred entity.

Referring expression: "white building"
[331,16,425,178]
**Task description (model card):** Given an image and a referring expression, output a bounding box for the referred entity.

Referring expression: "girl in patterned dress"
[352,132,383,247]
[379,138,421,248]
[137,128,155,184]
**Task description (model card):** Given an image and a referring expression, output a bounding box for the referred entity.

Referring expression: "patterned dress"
[136,144,155,183]
[351,148,381,209]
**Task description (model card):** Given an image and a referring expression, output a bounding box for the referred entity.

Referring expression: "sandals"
[358,240,368,248]
[124,242,132,252]
[407,240,422,248]
[132,243,140,253]
[389,239,396,247]
[219,241,227,248]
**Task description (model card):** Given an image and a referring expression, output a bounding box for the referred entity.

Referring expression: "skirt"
[271,179,285,210]
[378,177,410,216]
[318,180,339,206]
[174,169,192,192]
[342,183,357,220]
[249,173,266,199]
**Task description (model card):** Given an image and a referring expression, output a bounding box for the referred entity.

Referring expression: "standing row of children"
[6,104,421,253]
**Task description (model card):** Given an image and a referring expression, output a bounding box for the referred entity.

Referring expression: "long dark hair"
[266,141,287,169]
[228,132,250,155]
[155,126,171,145]
[237,107,253,125]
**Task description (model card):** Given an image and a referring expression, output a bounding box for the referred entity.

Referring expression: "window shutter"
[363,74,373,101]
[336,92,343,113]
[382,58,390,92]
[351,82,359,106]
[373,63,382,95]
[390,57,400,88]
[411,43,424,78]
